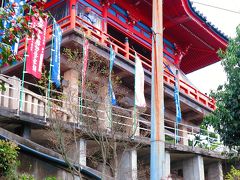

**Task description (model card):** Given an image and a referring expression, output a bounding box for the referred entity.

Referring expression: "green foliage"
[18,173,35,180]
[0,140,19,178]
[0,0,47,66]
[0,82,6,91]
[225,166,240,180]
[190,124,220,150]
[63,48,82,62]
[204,25,240,151]
[165,135,175,144]
[45,177,57,180]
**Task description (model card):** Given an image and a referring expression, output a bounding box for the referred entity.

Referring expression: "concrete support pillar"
[97,85,110,130]
[63,69,79,122]
[68,139,87,172]
[22,124,31,139]
[207,161,223,180]
[183,155,205,180]
[118,149,137,180]
[165,151,172,179]
[179,121,188,146]
[78,138,87,166]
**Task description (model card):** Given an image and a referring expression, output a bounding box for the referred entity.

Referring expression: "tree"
[0,140,19,178]
[46,45,149,179]
[0,140,57,179]
[0,0,47,66]
[225,166,240,180]
[204,25,240,151]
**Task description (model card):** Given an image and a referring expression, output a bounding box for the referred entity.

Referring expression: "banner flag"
[51,21,62,88]
[26,16,47,79]
[109,82,117,105]
[135,54,146,107]
[82,38,89,96]
[174,70,182,123]
[108,45,117,105]
[109,45,115,72]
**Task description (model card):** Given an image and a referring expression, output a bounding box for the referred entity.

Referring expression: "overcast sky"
[186,0,240,94]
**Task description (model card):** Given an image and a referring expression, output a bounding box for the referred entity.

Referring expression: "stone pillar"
[78,138,87,166]
[183,155,205,180]
[207,161,223,180]
[9,76,20,110]
[63,69,79,122]
[118,149,137,180]
[22,124,31,139]
[68,139,87,170]
[97,85,111,130]
[165,151,172,179]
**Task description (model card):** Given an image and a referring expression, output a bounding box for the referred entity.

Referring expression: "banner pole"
[80,36,89,125]
[108,66,112,129]
[79,37,85,125]
[131,52,137,139]
[19,6,32,112]
[19,39,27,112]
[46,19,56,120]
[108,45,115,130]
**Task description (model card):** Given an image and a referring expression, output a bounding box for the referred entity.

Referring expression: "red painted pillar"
[70,0,77,29]
[101,3,109,44]
[125,37,129,59]
[102,3,108,33]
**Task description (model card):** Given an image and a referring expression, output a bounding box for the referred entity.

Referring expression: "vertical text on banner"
[51,21,62,88]
[26,16,47,79]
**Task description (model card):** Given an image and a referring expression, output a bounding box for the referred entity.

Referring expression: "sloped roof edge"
[187,0,229,42]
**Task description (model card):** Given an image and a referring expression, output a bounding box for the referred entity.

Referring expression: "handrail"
[0,74,222,151]
[16,13,216,111]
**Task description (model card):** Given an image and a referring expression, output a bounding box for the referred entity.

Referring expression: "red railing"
[18,13,216,111]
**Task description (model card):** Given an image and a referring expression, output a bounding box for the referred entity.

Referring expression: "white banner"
[135,54,146,107]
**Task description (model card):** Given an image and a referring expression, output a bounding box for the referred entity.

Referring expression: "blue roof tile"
[188,0,229,41]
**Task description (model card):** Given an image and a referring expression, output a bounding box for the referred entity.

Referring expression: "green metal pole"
[108,68,112,129]
[80,36,90,125]
[19,44,27,111]
[46,19,56,119]
[108,45,115,130]
[131,52,137,139]
[19,6,32,112]
[79,37,85,125]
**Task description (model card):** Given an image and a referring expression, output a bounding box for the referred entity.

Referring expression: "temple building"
[0,0,228,179]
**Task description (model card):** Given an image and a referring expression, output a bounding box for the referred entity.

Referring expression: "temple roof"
[45,0,229,74]
[164,0,228,73]
[116,0,229,73]
[189,1,229,42]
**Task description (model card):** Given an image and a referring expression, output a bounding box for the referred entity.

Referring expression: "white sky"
[186,0,240,94]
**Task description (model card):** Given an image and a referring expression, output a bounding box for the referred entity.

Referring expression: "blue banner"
[109,82,117,105]
[174,70,182,123]
[51,21,62,88]
[109,45,117,105]
[109,45,115,72]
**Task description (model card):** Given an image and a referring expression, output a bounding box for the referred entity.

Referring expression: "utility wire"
[191,1,240,15]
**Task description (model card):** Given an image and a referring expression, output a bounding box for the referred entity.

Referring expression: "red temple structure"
[0,0,228,179]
